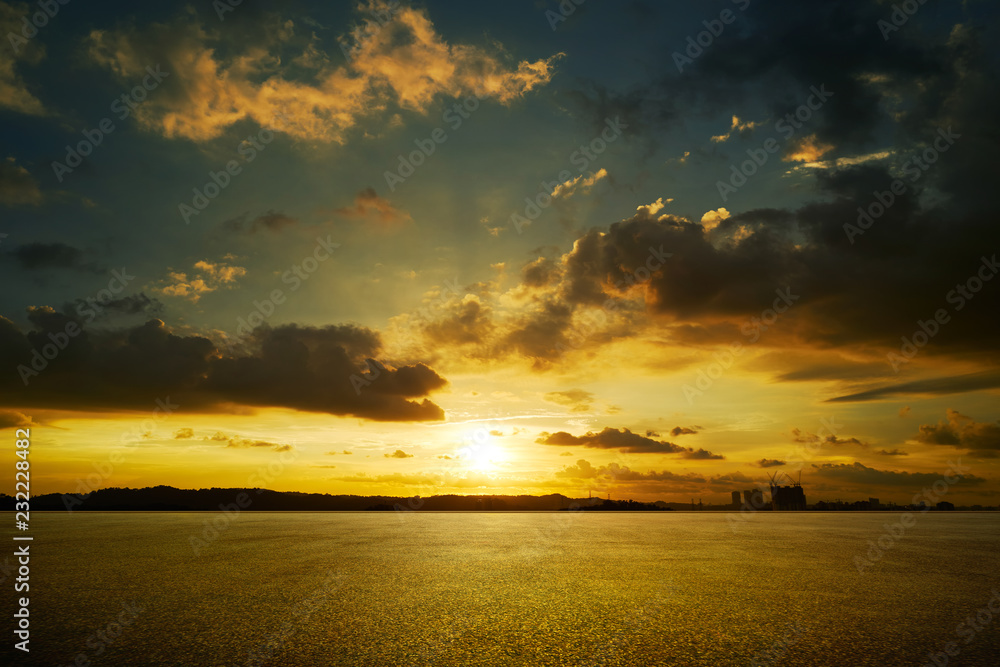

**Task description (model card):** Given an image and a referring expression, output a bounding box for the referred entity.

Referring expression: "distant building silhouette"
[731,491,741,509]
[869,498,880,510]
[743,488,764,509]
[768,472,807,511]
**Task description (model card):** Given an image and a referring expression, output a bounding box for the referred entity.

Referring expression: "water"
[6,512,999,666]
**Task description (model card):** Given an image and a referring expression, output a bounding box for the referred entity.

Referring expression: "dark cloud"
[0,157,41,206]
[0,314,447,421]
[206,431,292,452]
[707,471,759,487]
[538,426,723,459]
[412,100,996,369]
[403,171,988,370]
[0,409,32,429]
[421,299,493,346]
[828,372,1000,403]
[788,428,864,449]
[555,81,672,160]
[333,188,411,226]
[669,426,698,436]
[826,435,868,448]
[502,299,575,365]
[555,459,706,484]
[207,325,448,420]
[530,0,1000,371]
[521,257,558,288]
[64,292,164,322]
[10,242,100,273]
[790,428,813,443]
[811,461,986,488]
[384,449,414,458]
[767,355,890,383]
[546,200,998,360]
[876,449,909,457]
[755,458,786,468]
[222,210,299,234]
[916,410,1000,457]
[685,448,724,460]
[568,0,978,158]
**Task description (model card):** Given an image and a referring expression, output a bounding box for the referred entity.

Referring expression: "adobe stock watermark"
[521,448,639,560]
[716,85,833,202]
[351,275,463,393]
[61,396,180,510]
[51,65,169,182]
[683,287,800,404]
[781,416,844,475]
[878,0,929,41]
[887,254,997,372]
[349,358,389,395]
[189,447,299,556]
[227,235,340,347]
[246,570,350,667]
[509,116,627,234]
[582,579,677,665]
[179,110,289,224]
[672,0,751,73]
[725,479,772,533]
[844,127,960,244]
[853,458,971,574]
[922,589,1000,667]
[213,0,243,21]
[384,93,486,192]
[392,425,502,519]
[409,276,463,324]
[544,0,585,31]
[554,245,671,355]
[55,601,144,667]
[749,622,807,667]
[16,268,135,386]
[6,0,72,54]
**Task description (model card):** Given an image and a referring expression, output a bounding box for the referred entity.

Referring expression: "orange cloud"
[86,2,561,143]
[551,168,608,199]
[333,187,412,227]
[782,134,834,162]
[0,3,48,116]
[0,157,42,205]
[155,259,246,302]
[710,115,762,143]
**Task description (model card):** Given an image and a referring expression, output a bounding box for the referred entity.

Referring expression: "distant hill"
[1,486,669,512]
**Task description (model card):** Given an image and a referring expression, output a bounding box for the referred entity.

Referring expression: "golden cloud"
[86,2,562,143]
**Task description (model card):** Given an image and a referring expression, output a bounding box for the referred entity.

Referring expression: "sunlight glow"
[456,428,508,472]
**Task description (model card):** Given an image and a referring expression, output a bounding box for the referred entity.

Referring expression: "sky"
[1,0,999,505]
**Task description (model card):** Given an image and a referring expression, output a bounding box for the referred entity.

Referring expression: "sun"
[456,429,508,472]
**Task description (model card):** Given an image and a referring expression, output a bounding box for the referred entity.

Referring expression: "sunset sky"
[2,0,999,505]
